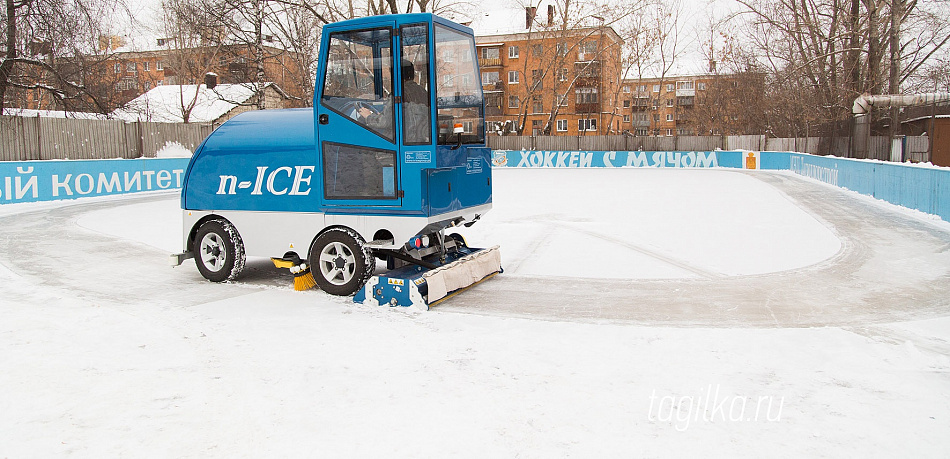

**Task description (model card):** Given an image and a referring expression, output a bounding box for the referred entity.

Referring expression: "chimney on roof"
[709,60,717,73]
[547,5,555,26]
[526,6,537,29]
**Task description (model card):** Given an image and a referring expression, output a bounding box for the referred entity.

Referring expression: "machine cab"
[315,14,492,217]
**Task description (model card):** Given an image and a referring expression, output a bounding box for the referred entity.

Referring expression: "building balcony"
[574,60,601,78]
[574,77,602,88]
[675,88,695,97]
[575,102,600,113]
[486,106,504,116]
[478,58,502,68]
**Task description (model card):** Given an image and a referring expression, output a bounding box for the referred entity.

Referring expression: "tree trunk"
[255,0,266,110]
[0,0,19,113]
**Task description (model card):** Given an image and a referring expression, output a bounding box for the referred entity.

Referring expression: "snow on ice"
[1,168,949,457]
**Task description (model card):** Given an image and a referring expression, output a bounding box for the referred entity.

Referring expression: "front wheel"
[309,228,374,296]
[194,219,246,282]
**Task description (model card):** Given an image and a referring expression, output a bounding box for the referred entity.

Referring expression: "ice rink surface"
[2,168,949,457]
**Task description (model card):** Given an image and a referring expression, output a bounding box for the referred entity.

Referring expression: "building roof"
[112,82,285,123]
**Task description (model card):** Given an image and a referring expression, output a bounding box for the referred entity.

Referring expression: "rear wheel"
[194,219,245,282]
[309,228,374,296]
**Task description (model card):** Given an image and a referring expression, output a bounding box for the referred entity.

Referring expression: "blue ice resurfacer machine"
[171,14,501,309]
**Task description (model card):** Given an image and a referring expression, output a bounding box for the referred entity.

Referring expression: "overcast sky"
[118,0,726,76]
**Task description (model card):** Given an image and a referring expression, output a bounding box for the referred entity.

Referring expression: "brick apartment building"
[16,35,309,114]
[621,72,766,137]
[474,9,624,136]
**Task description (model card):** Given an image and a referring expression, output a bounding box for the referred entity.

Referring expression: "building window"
[666,129,673,136]
[157,80,163,86]
[623,114,630,122]
[508,45,519,58]
[556,42,568,56]
[482,71,499,85]
[533,100,543,113]
[531,69,543,90]
[114,62,121,73]
[531,44,543,57]
[666,113,674,122]
[652,84,660,92]
[666,83,675,91]
[697,82,706,90]
[480,47,499,59]
[638,85,647,92]
[557,94,569,106]
[143,61,150,71]
[677,81,694,90]
[623,100,630,108]
[622,85,631,93]
[578,41,597,59]
[508,95,519,108]
[666,98,674,107]
[556,119,568,131]
[508,70,519,84]
[636,128,648,135]
[578,118,597,131]
[558,68,568,82]
[653,114,660,121]
[156,61,164,70]
[127,62,136,73]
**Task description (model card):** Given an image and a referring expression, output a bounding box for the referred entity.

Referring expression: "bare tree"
[618,0,685,136]
[1,0,127,113]
[732,0,950,138]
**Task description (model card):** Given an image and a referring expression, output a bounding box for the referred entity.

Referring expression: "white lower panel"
[181,204,492,258]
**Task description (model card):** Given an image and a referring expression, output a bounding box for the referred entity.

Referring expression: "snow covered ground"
[2,168,950,457]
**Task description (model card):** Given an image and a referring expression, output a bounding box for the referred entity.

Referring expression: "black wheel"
[193,219,245,282]
[309,228,374,296]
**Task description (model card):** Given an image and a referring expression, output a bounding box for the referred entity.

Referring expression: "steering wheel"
[337,100,379,120]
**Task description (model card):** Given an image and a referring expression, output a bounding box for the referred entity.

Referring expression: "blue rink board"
[0,158,191,204]
[2,151,948,224]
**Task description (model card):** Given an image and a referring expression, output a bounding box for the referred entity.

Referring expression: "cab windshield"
[434,24,485,145]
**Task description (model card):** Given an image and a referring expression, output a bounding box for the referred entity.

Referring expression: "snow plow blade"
[354,246,502,310]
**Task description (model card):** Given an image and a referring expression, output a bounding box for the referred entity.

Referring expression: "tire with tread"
[194,219,246,282]
[309,227,374,296]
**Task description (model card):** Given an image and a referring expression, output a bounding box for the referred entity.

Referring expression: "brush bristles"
[294,270,317,291]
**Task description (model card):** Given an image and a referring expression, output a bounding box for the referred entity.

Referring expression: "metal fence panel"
[905,136,930,163]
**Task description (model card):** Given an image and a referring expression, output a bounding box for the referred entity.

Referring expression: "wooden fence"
[0,115,932,163]
[0,115,213,161]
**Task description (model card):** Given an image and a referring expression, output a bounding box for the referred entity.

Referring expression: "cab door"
[317,22,402,210]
